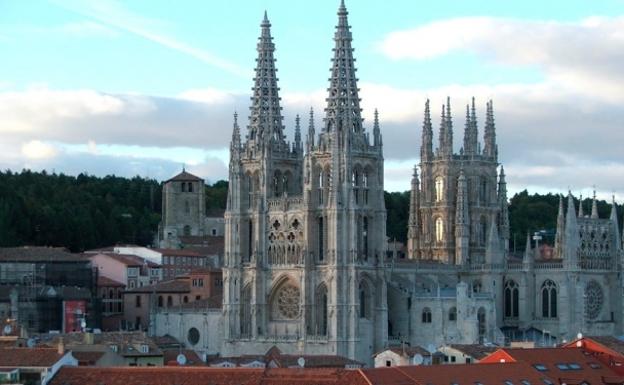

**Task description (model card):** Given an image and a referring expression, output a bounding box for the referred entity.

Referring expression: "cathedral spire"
[306,107,315,151]
[373,109,382,147]
[483,100,497,159]
[407,166,421,259]
[523,232,533,268]
[554,194,565,258]
[294,114,302,153]
[438,104,447,156]
[323,0,363,139]
[498,166,510,252]
[231,111,241,150]
[485,215,501,265]
[564,191,580,268]
[591,190,599,218]
[441,97,453,156]
[420,99,433,161]
[611,195,621,249]
[247,11,285,147]
[464,97,478,155]
[578,194,584,218]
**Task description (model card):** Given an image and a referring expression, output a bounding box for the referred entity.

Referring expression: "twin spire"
[421,97,496,160]
[235,2,375,156]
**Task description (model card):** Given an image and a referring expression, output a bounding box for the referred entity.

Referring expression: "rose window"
[585,280,603,320]
[276,285,300,319]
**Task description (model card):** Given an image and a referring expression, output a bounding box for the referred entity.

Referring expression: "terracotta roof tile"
[448,344,500,359]
[0,347,65,367]
[163,349,203,366]
[50,367,369,385]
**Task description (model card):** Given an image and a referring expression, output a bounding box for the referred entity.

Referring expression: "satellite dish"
[577,332,583,340]
[177,354,187,366]
[413,353,424,365]
[3,325,12,335]
[297,357,305,368]
[426,344,437,354]
[80,319,87,329]
[27,338,35,348]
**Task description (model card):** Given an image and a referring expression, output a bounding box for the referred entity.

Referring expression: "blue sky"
[1,0,624,198]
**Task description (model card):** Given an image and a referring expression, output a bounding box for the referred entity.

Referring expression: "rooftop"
[0,247,86,263]
[92,252,159,268]
[166,170,203,183]
[97,276,125,287]
[447,344,500,360]
[49,367,369,385]
[0,347,66,367]
[125,278,189,293]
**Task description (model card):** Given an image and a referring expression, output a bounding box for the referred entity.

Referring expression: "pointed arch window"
[240,285,252,338]
[477,307,486,340]
[448,307,457,321]
[504,280,519,319]
[435,217,444,243]
[316,284,328,336]
[541,280,557,318]
[359,281,371,319]
[435,176,444,202]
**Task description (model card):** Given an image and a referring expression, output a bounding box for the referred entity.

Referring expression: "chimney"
[57,337,65,355]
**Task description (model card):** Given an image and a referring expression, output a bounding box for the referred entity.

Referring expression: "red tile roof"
[49,366,369,385]
[481,347,624,384]
[0,348,66,367]
[156,248,203,257]
[163,349,203,366]
[363,362,548,385]
[447,344,500,360]
[72,351,105,366]
[96,252,159,267]
[375,346,431,358]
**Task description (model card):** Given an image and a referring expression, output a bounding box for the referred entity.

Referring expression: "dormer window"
[110,344,118,353]
[140,344,149,353]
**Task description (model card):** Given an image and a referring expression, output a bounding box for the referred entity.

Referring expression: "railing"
[578,259,613,270]
[534,261,563,269]
[267,196,303,211]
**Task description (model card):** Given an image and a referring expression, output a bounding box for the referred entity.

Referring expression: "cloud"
[21,140,59,160]
[378,16,624,103]
[51,0,250,78]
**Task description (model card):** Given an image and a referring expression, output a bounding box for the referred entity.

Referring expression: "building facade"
[152,2,624,367]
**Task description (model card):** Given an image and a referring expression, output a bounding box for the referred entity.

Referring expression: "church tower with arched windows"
[408,97,508,265]
[222,3,386,361]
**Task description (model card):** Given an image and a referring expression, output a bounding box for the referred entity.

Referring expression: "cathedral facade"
[214,1,624,365]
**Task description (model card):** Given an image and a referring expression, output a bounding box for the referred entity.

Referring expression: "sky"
[1,0,624,200]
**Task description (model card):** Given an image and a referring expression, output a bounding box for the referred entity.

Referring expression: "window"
[555,363,569,370]
[448,307,457,321]
[450,356,456,363]
[181,182,186,192]
[533,364,547,371]
[466,358,472,364]
[135,295,141,308]
[541,379,553,385]
[435,217,444,242]
[183,296,189,303]
[422,307,432,323]
[318,217,324,261]
[435,176,444,202]
[187,327,200,345]
[167,296,173,307]
[386,360,391,367]
[188,183,193,193]
[212,228,217,236]
[157,296,163,307]
[195,295,201,301]
[521,381,531,385]
[541,280,557,318]
[504,280,519,318]
[140,344,149,353]
[504,381,514,385]
[588,362,601,369]
[568,363,581,370]
[359,281,370,319]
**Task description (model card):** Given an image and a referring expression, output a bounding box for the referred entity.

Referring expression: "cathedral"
[211,1,624,365]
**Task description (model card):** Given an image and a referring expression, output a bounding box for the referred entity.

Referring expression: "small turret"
[485,215,502,265]
[294,114,302,153]
[611,195,621,250]
[523,232,533,269]
[407,166,421,259]
[578,194,584,218]
[483,100,497,159]
[564,191,580,269]
[455,170,470,265]
[420,99,433,160]
[230,111,241,154]
[373,109,382,147]
[437,104,446,156]
[306,107,315,151]
[591,190,599,219]
[463,97,479,156]
[554,194,565,258]
[498,166,510,252]
[442,97,454,156]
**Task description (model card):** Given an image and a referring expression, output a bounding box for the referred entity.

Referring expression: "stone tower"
[223,3,387,362]
[408,97,508,264]
[160,169,206,247]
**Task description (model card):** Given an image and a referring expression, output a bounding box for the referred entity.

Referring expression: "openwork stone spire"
[306,107,315,151]
[483,100,497,158]
[463,97,479,155]
[231,111,241,152]
[591,190,599,219]
[420,99,433,160]
[247,11,285,147]
[294,114,302,153]
[323,1,363,138]
[455,170,469,265]
[407,166,421,259]
[554,194,565,258]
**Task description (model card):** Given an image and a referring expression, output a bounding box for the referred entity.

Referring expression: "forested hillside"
[0,170,618,252]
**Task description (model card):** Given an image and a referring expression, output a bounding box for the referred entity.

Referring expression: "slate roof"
[448,344,500,359]
[166,170,203,183]
[0,247,86,263]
